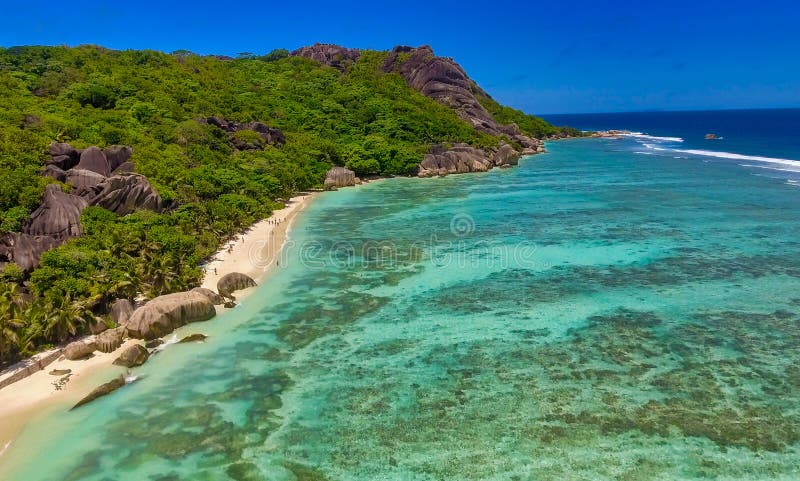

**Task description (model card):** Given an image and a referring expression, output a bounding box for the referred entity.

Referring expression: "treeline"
[0,45,561,364]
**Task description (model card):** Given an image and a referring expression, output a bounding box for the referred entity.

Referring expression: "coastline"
[0,192,317,458]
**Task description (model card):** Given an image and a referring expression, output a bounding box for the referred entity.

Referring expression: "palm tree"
[0,283,26,361]
[41,293,100,343]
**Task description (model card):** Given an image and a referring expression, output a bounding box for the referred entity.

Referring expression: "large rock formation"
[381,46,504,136]
[291,43,361,71]
[217,272,257,300]
[124,291,216,340]
[0,233,62,271]
[63,338,98,360]
[22,184,87,239]
[71,375,125,410]
[104,145,133,172]
[66,168,106,191]
[197,117,286,149]
[190,287,226,306]
[47,142,80,170]
[75,146,112,177]
[417,143,524,178]
[88,173,165,215]
[323,166,357,190]
[110,299,135,325]
[113,344,149,367]
[96,327,126,353]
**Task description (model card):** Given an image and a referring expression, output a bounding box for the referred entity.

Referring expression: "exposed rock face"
[190,287,225,305]
[89,317,108,335]
[88,173,165,215]
[124,291,216,340]
[417,143,524,177]
[381,46,503,136]
[75,146,112,177]
[41,165,67,182]
[66,168,106,191]
[0,233,62,271]
[323,166,356,190]
[22,184,87,239]
[63,339,97,360]
[113,344,149,367]
[71,375,125,410]
[104,145,133,172]
[197,117,286,149]
[217,272,257,300]
[47,142,80,170]
[291,43,361,71]
[96,327,126,353]
[110,299,135,325]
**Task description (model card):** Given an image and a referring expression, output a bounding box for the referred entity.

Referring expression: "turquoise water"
[5,137,800,480]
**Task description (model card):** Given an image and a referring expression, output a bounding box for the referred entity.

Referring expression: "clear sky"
[2,0,798,114]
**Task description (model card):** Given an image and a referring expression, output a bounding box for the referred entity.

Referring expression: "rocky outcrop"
[110,299,135,325]
[113,344,149,367]
[197,117,286,150]
[217,272,257,300]
[291,43,361,71]
[41,165,66,182]
[22,184,87,239]
[66,168,106,191]
[87,173,165,215]
[104,145,133,172]
[47,143,80,170]
[323,166,357,190]
[417,143,525,177]
[190,287,225,305]
[124,291,216,340]
[381,46,504,136]
[96,327,126,353]
[75,146,112,177]
[0,233,62,271]
[179,333,208,343]
[63,338,97,360]
[71,375,125,410]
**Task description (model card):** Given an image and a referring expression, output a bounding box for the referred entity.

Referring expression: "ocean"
[3,109,800,480]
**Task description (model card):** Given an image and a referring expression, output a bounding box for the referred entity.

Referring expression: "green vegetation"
[0,45,560,365]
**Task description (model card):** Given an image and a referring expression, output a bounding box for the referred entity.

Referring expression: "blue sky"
[2,0,798,114]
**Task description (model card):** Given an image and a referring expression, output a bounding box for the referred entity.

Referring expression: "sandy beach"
[0,192,317,457]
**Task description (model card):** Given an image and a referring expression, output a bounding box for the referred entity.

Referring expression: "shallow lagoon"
[5,138,800,480]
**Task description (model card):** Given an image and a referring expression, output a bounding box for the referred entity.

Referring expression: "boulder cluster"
[197,117,286,150]
[291,44,360,72]
[0,143,165,271]
[323,166,358,190]
[417,142,525,178]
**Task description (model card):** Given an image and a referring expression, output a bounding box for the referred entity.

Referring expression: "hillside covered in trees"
[0,44,576,365]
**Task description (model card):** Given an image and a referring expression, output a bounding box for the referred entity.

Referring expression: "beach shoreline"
[0,192,317,458]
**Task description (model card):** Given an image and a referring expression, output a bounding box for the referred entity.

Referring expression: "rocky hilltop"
[294,44,547,178]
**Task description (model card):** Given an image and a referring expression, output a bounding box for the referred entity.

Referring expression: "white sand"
[0,192,317,456]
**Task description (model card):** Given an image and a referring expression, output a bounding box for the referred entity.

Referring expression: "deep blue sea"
[3,109,800,480]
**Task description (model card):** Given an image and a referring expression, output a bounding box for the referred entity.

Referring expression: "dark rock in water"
[63,339,98,360]
[65,169,106,191]
[74,146,111,177]
[223,301,236,309]
[0,232,63,271]
[110,299,135,325]
[323,166,356,190]
[124,291,216,340]
[104,145,133,172]
[144,338,163,349]
[178,333,208,343]
[190,287,226,305]
[88,173,164,215]
[217,272,257,300]
[22,184,87,239]
[381,45,502,136]
[41,164,67,182]
[96,327,126,353]
[49,369,71,376]
[112,344,149,367]
[291,43,361,71]
[71,375,125,410]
